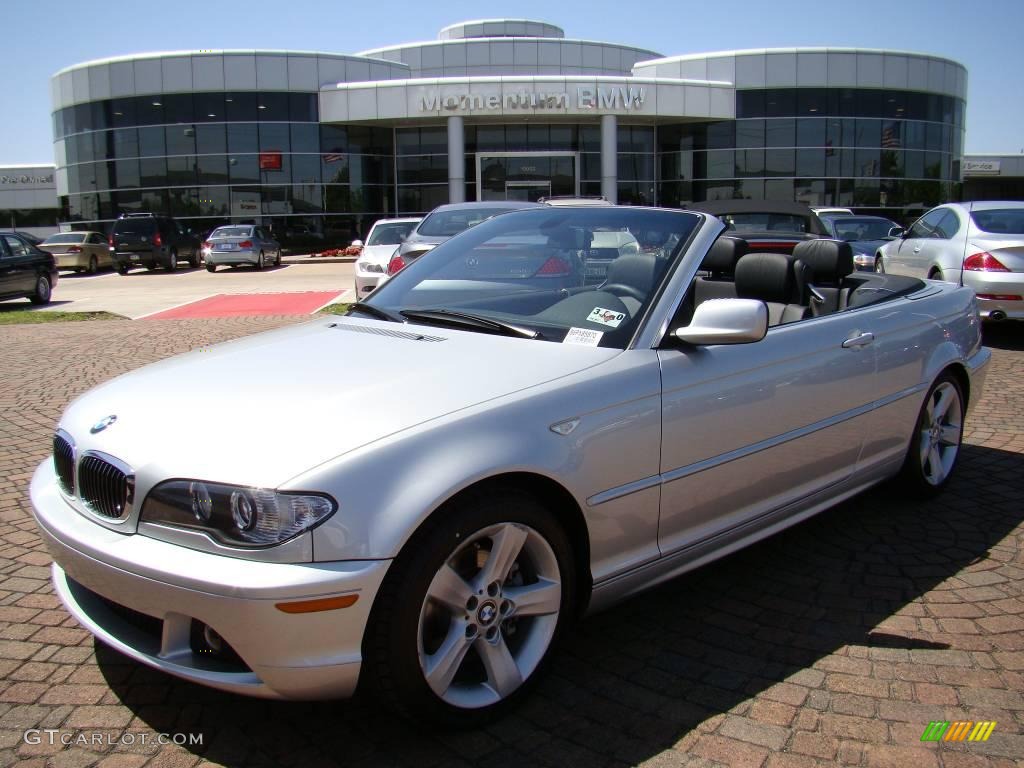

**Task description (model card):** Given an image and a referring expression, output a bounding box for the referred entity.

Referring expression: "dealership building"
[42,19,975,236]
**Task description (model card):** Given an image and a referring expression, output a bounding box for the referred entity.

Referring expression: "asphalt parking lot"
[35,261,356,318]
[0,317,1021,768]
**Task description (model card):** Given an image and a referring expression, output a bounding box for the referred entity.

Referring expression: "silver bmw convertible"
[31,206,989,724]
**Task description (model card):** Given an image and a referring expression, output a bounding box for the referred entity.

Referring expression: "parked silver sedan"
[204,225,281,271]
[30,206,988,725]
[874,201,1024,321]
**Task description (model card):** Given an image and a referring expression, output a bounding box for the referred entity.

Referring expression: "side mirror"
[894,227,908,239]
[351,239,364,247]
[675,299,768,346]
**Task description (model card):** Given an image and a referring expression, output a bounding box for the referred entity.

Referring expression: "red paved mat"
[144,292,341,319]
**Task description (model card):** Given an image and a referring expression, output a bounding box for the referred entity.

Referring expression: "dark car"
[388,201,543,276]
[0,232,58,305]
[818,214,904,271]
[686,200,827,255]
[109,213,201,274]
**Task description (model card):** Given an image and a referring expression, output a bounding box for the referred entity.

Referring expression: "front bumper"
[30,461,389,700]
[354,269,385,295]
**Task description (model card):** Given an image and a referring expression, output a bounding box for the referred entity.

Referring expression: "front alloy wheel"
[366,490,574,724]
[29,275,51,305]
[898,373,964,495]
[874,256,885,274]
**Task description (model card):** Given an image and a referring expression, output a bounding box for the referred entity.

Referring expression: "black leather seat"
[694,236,748,305]
[602,252,660,315]
[791,239,855,316]
[734,252,810,326]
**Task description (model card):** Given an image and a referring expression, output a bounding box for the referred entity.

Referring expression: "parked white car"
[875,201,1024,321]
[354,218,422,296]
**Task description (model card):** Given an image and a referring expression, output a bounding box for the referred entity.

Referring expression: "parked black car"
[109,213,201,274]
[0,232,58,305]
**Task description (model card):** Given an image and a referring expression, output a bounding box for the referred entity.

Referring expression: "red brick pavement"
[0,316,1021,767]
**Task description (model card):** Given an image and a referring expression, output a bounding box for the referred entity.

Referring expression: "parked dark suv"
[109,213,201,274]
[0,232,58,305]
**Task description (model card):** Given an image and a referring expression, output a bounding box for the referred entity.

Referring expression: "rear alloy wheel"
[898,372,964,496]
[366,490,574,725]
[206,264,216,273]
[188,249,200,268]
[87,255,98,274]
[167,250,178,271]
[29,275,52,305]
[874,256,885,274]
[117,264,129,275]
[256,251,265,271]
[275,250,281,267]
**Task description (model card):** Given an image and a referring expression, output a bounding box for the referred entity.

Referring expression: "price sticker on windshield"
[587,307,626,328]
[564,327,603,346]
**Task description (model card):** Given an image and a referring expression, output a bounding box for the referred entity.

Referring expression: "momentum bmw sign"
[419,86,647,112]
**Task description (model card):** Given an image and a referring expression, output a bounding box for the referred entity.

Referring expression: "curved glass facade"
[658,88,965,215]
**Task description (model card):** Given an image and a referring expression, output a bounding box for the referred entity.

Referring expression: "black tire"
[364,488,576,727]
[928,267,942,281]
[188,248,200,268]
[256,251,265,271]
[116,264,129,275]
[275,250,281,267]
[206,264,216,273]
[87,255,98,275]
[896,371,965,498]
[29,274,52,305]
[167,249,178,271]
[874,255,885,274]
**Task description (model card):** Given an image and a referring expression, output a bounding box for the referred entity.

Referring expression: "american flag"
[322,153,345,163]
[881,125,901,149]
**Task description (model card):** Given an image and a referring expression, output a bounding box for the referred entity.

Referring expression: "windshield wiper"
[400,309,541,339]
[347,301,400,322]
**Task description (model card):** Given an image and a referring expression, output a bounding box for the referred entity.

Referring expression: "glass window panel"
[855,119,881,147]
[924,152,943,179]
[855,148,880,177]
[736,178,764,200]
[228,123,259,154]
[290,123,320,154]
[796,148,825,177]
[797,88,828,116]
[162,93,194,124]
[259,123,290,152]
[737,90,766,118]
[257,92,289,121]
[795,178,826,206]
[735,149,765,177]
[321,154,349,184]
[113,188,143,214]
[505,125,528,150]
[352,154,392,185]
[925,123,943,152]
[527,124,550,150]
[92,101,111,133]
[880,120,903,150]
[616,181,654,206]
[906,92,927,121]
[549,125,575,150]
[292,154,322,185]
[195,123,226,155]
[416,127,445,155]
[112,159,140,189]
[110,98,137,128]
[580,125,601,152]
[74,133,92,163]
[706,121,734,150]
[704,150,734,180]
[796,118,826,147]
[881,150,903,178]
[93,161,111,191]
[832,88,858,117]
[194,92,225,122]
[138,126,166,157]
[93,132,111,162]
[167,188,198,218]
[735,120,765,148]
[702,181,738,201]
[885,91,908,119]
[197,154,228,185]
[66,164,80,193]
[835,178,854,206]
[580,153,601,181]
[853,178,880,206]
[140,188,169,213]
[291,183,324,214]
[260,152,290,183]
[858,89,883,118]
[166,125,197,156]
[140,157,167,187]
[229,154,258,184]
[473,125,505,152]
[225,92,258,122]
[826,117,854,149]
[765,89,795,117]
[289,93,317,122]
[320,125,348,154]
[197,186,230,217]
[764,178,795,200]
[765,119,795,147]
[764,148,795,176]
[166,156,198,186]
[926,94,942,123]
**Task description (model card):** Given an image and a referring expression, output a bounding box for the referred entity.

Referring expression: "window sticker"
[587,307,626,328]
[563,327,604,346]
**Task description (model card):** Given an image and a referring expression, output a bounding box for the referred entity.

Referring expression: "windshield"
[830,217,899,241]
[417,207,525,237]
[211,226,253,238]
[719,213,809,234]
[43,233,86,244]
[971,208,1024,235]
[367,221,418,246]
[362,208,700,349]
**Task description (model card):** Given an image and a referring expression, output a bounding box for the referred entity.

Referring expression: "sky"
[1,0,1022,164]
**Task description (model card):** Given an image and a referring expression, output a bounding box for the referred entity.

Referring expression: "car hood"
[358,244,400,266]
[846,238,891,256]
[58,318,619,488]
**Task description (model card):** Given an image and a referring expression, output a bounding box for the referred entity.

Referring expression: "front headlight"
[141,480,336,547]
[358,262,384,274]
[853,253,873,267]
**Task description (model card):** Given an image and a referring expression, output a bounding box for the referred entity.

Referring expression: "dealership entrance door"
[477,153,578,201]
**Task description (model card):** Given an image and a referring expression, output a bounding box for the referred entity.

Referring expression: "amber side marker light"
[275,594,359,613]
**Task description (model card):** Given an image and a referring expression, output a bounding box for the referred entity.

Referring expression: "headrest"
[701,236,749,275]
[792,239,854,283]
[605,253,658,295]
[735,252,797,305]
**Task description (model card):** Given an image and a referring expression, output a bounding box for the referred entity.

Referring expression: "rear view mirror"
[888,226,905,238]
[675,299,768,345]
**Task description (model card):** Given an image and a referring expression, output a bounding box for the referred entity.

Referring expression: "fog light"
[189,482,213,522]
[230,491,257,531]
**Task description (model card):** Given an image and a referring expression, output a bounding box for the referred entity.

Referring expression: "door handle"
[842,332,874,349]
[913,247,922,253]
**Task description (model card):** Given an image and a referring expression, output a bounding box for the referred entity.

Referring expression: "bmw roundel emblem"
[90,415,118,434]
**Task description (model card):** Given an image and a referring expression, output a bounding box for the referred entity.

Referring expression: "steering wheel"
[601,283,646,302]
